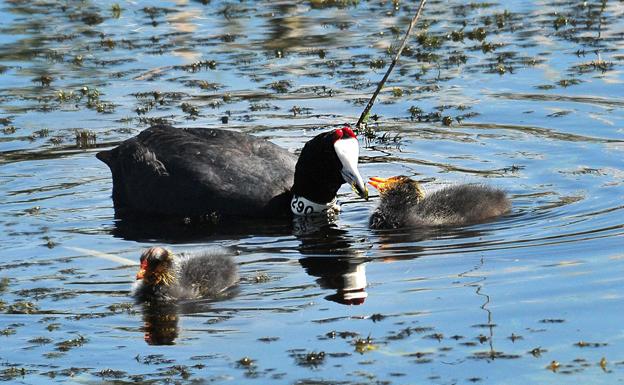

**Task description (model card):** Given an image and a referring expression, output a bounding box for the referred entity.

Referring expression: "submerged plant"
[75,130,96,148]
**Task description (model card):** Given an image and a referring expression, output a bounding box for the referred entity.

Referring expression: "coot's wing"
[97,125,297,217]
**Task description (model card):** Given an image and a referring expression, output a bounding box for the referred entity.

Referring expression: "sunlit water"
[1,0,623,384]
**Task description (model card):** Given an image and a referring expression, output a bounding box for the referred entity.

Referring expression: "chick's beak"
[368,177,390,193]
[136,268,145,280]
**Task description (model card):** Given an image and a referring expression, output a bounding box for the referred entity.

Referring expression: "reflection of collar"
[333,263,368,305]
[290,194,339,216]
[337,288,368,305]
[342,263,367,290]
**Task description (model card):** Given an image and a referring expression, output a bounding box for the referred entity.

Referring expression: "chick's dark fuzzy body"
[132,250,239,302]
[370,183,511,229]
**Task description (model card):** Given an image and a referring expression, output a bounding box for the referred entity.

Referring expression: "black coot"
[368,176,511,229]
[97,124,368,219]
[132,246,239,302]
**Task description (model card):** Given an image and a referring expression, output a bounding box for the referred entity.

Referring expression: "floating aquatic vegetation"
[369,58,386,69]
[176,60,217,72]
[557,78,582,87]
[0,278,9,293]
[553,14,570,30]
[387,326,434,341]
[2,126,16,134]
[107,302,134,313]
[466,27,487,41]
[111,4,121,19]
[290,106,313,116]
[55,335,87,352]
[540,319,565,324]
[180,103,200,117]
[324,330,359,340]
[136,354,175,365]
[159,365,192,380]
[0,327,16,336]
[530,347,547,357]
[36,75,53,87]
[250,102,279,112]
[249,272,271,283]
[309,0,360,9]
[28,337,53,345]
[33,128,49,138]
[425,332,445,341]
[471,350,522,360]
[268,80,292,93]
[258,336,279,343]
[236,357,255,368]
[6,301,39,314]
[14,287,54,299]
[0,367,29,381]
[572,60,614,74]
[290,350,326,367]
[574,341,608,348]
[416,32,444,49]
[75,130,96,148]
[353,335,376,354]
[46,323,61,332]
[94,368,126,378]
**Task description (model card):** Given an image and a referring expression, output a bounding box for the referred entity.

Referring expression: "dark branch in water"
[356,0,427,129]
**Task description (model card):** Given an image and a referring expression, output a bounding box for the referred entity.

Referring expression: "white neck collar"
[291,194,339,216]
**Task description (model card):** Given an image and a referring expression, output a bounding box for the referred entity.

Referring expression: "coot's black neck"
[291,132,345,204]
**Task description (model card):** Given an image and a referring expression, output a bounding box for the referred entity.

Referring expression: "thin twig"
[356,0,427,129]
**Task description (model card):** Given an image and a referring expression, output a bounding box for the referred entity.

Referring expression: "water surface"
[1,0,623,384]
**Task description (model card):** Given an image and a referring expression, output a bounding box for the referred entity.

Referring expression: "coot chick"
[97,124,368,219]
[132,246,239,302]
[369,176,511,229]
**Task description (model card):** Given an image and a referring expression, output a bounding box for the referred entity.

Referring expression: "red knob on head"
[332,128,344,142]
[342,126,356,139]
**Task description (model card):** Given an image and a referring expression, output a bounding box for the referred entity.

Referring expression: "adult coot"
[97,124,368,219]
[368,176,511,229]
[132,246,239,302]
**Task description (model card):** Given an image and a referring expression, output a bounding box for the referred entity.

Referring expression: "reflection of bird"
[132,246,239,302]
[141,303,179,345]
[369,176,511,229]
[97,124,367,220]
[299,257,368,305]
